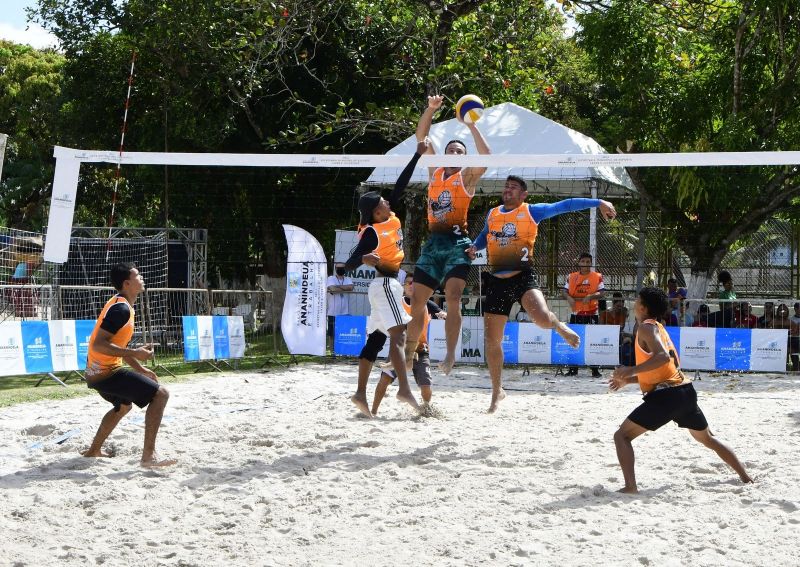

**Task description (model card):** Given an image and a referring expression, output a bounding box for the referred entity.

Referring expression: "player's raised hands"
[599,200,617,221]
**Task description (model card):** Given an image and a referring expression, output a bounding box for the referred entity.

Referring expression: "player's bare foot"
[396,389,421,413]
[141,456,178,468]
[488,388,507,414]
[617,485,639,494]
[556,323,580,348]
[82,448,113,458]
[351,394,373,418]
[740,473,754,483]
[438,354,455,375]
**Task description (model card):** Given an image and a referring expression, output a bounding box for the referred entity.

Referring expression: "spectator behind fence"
[692,304,711,327]
[758,301,775,328]
[666,278,687,301]
[600,292,634,366]
[772,303,795,371]
[672,298,693,326]
[790,303,800,371]
[735,302,758,329]
[562,252,605,377]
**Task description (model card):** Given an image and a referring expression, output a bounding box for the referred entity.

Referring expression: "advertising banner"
[282,225,327,355]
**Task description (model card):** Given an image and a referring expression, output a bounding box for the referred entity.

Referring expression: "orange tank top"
[485,204,538,273]
[360,213,404,275]
[634,319,686,393]
[567,271,603,314]
[427,168,471,236]
[86,295,135,380]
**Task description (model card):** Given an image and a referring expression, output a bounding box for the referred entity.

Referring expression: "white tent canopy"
[365,102,636,197]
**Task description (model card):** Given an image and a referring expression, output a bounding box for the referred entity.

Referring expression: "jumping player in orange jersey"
[405,94,491,375]
[82,263,175,467]
[343,141,429,417]
[609,286,753,493]
[467,176,616,413]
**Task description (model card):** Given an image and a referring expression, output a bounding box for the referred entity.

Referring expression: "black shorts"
[382,352,432,387]
[88,368,160,411]
[627,382,708,431]
[483,270,539,317]
[413,263,471,291]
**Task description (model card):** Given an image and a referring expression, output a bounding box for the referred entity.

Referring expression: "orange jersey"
[485,204,538,273]
[86,295,135,380]
[360,213,404,274]
[427,168,472,235]
[566,271,603,314]
[634,319,686,393]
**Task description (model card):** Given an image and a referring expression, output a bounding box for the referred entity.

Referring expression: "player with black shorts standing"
[82,263,175,467]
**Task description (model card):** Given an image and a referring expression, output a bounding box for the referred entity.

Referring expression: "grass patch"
[0,353,319,409]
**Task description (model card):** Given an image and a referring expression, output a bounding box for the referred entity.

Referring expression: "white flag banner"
[517,323,552,364]
[43,157,81,263]
[282,225,327,356]
[48,320,79,372]
[749,329,788,372]
[0,322,26,376]
[678,327,716,370]
[584,325,621,366]
[227,316,246,359]
[196,316,216,361]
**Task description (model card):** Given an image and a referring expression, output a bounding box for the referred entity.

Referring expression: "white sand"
[1,363,799,566]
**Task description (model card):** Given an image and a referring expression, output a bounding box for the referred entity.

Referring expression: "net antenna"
[106,50,137,262]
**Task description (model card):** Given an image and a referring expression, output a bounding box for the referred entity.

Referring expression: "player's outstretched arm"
[530,198,617,224]
[415,96,442,153]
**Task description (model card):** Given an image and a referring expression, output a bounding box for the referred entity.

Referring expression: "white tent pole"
[589,180,598,268]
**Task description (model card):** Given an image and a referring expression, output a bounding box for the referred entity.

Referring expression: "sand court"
[1,363,799,566]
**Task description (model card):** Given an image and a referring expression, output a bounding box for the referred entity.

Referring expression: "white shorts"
[366,277,411,335]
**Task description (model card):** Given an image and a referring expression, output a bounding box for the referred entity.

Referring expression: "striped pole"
[106,50,137,261]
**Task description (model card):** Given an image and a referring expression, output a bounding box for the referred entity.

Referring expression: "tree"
[578,0,800,298]
[0,41,65,229]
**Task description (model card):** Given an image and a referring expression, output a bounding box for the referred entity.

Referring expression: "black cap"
[358,191,382,225]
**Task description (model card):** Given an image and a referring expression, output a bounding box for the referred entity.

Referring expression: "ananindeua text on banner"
[282,225,327,356]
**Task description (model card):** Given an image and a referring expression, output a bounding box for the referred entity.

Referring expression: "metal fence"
[0,284,278,375]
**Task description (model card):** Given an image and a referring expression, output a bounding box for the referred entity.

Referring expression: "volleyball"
[455,94,484,124]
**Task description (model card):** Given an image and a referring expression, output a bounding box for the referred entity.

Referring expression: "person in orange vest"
[608,286,753,493]
[562,253,605,377]
[344,142,429,417]
[82,263,175,468]
[405,94,491,377]
[372,272,447,415]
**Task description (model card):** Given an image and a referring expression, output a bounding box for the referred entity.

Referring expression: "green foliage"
[578,0,800,273]
[0,40,65,229]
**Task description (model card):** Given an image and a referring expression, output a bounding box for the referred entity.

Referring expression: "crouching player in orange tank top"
[608,286,753,493]
[82,263,176,468]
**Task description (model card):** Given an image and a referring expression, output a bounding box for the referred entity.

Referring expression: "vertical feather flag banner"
[281,225,327,355]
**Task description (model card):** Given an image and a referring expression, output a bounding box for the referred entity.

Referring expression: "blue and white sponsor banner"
[48,320,79,372]
[715,328,751,371]
[227,317,246,359]
[333,315,367,356]
[677,327,716,370]
[75,320,94,370]
[328,316,790,372]
[212,316,230,360]
[282,225,327,356]
[518,323,552,364]
[196,316,215,361]
[749,329,787,372]
[182,316,246,361]
[0,321,26,376]
[584,325,621,366]
[551,324,585,366]
[21,320,52,374]
[429,317,485,362]
[501,323,519,364]
[183,316,200,361]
